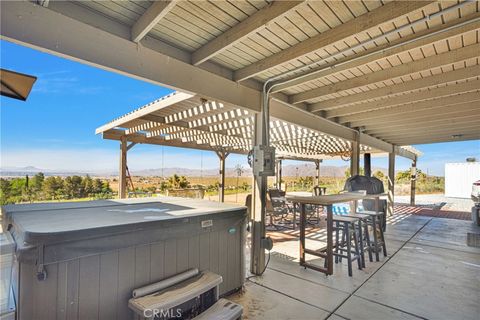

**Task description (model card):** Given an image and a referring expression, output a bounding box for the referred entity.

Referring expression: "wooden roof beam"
[378,123,480,139]
[341,92,480,126]
[355,104,480,130]
[125,122,167,135]
[366,116,480,136]
[327,79,480,119]
[146,125,191,138]
[311,65,480,113]
[233,1,433,81]
[192,1,303,65]
[380,126,480,141]
[387,133,480,145]
[102,129,249,154]
[131,0,178,43]
[273,13,480,93]
[364,109,480,131]
[295,43,480,104]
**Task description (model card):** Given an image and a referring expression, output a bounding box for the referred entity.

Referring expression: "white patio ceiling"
[96,91,421,161]
[2,1,478,152]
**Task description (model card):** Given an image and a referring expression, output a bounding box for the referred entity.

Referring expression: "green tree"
[373,170,385,180]
[0,179,12,204]
[93,179,104,194]
[32,172,45,191]
[64,175,84,199]
[168,174,181,189]
[83,175,94,196]
[101,180,112,194]
[167,174,190,189]
[159,181,168,192]
[395,170,411,183]
[43,176,64,200]
[10,178,26,196]
[178,176,190,189]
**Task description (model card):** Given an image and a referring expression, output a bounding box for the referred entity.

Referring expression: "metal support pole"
[315,160,321,186]
[388,152,396,216]
[278,159,282,190]
[350,135,360,176]
[250,113,268,276]
[364,153,372,177]
[216,151,228,203]
[119,136,127,199]
[410,157,417,206]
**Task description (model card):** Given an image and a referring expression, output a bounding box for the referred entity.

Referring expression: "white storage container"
[445,162,480,198]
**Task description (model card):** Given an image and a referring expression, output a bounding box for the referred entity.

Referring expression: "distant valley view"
[1,164,444,205]
[1,163,383,178]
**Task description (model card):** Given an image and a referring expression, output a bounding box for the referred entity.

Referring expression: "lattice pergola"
[97,91,421,203]
[97,91,416,161]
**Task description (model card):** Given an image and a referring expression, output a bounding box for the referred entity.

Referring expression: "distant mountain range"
[0,166,101,177]
[1,164,388,178]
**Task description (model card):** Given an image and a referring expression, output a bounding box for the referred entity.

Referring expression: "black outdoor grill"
[344,175,387,230]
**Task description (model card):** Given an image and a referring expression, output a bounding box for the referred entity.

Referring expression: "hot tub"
[1,197,247,320]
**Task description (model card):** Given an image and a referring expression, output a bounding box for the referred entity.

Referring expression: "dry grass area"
[107,175,432,202]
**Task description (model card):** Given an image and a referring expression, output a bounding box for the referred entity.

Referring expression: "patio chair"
[312,186,326,196]
[269,188,286,198]
[266,189,292,230]
[311,185,327,224]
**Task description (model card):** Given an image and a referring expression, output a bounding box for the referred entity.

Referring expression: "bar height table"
[286,192,386,275]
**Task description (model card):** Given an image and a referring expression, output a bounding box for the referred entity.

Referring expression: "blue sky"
[1,40,479,176]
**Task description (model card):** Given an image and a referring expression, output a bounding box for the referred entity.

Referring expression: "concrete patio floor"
[229,214,480,320]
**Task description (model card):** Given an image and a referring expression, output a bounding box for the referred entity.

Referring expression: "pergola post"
[119,136,127,199]
[364,153,372,177]
[315,160,321,186]
[274,160,279,189]
[216,150,229,203]
[350,134,360,176]
[388,151,396,216]
[275,159,283,189]
[410,156,417,206]
[250,113,268,276]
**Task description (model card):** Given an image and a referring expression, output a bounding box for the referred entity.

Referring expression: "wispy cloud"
[33,138,65,143]
[32,70,109,95]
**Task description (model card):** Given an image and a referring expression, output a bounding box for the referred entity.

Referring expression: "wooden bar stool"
[331,215,362,276]
[360,210,387,261]
[343,213,372,267]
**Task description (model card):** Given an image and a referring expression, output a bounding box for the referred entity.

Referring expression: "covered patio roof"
[2,0,477,277]
[3,1,478,150]
[96,91,420,162]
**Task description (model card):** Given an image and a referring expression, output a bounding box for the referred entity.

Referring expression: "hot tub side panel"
[15,211,246,320]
